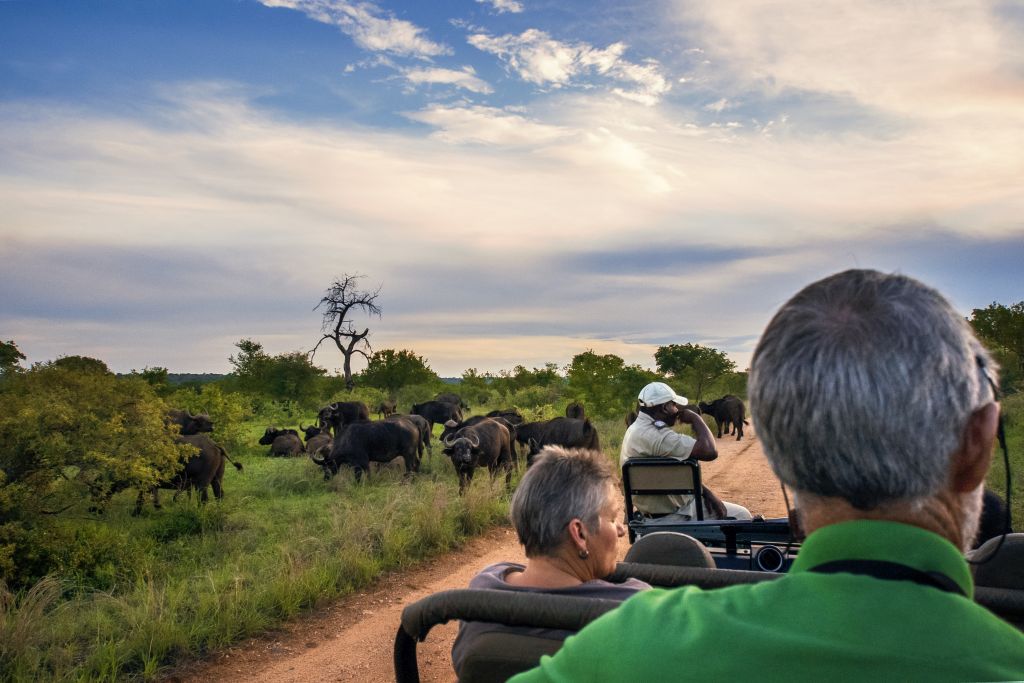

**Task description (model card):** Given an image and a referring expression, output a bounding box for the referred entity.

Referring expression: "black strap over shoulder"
[809,559,966,597]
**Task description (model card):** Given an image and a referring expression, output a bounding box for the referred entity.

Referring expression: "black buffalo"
[435,392,469,410]
[259,427,304,457]
[485,409,525,426]
[317,401,370,434]
[442,418,514,494]
[312,420,419,482]
[525,417,600,466]
[166,409,214,435]
[411,400,463,430]
[565,402,585,420]
[512,420,549,454]
[698,395,747,440]
[299,423,327,441]
[376,400,397,419]
[387,413,431,458]
[305,432,333,458]
[134,434,242,514]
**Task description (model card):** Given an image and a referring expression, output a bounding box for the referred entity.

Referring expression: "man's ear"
[950,402,999,493]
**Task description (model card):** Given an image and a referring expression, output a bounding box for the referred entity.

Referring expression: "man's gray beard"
[959,484,985,553]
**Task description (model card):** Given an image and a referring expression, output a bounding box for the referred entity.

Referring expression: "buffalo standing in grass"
[317,401,370,435]
[698,395,747,440]
[411,400,463,431]
[524,417,600,466]
[312,419,419,482]
[386,413,431,459]
[259,427,304,457]
[435,392,468,410]
[485,408,525,426]
[134,434,242,514]
[166,409,214,435]
[376,400,397,419]
[565,402,585,420]
[442,418,514,494]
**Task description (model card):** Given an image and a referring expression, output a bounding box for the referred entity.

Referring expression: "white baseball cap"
[637,382,688,407]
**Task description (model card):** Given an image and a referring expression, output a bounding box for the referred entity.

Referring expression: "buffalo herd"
[136,391,746,516]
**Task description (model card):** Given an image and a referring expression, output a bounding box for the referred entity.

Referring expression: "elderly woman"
[451,446,650,676]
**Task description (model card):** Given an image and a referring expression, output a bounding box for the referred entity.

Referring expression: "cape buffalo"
[259,427,304,457]
[435,392,468,410]
[376,400,397,419]
[442,418,514,494]
[317,401,370,434]
[166,409,214,435]
[387,413,431,458]
[526,417,600,466]
[411,400,463,431]
[565,402,585,420]
[698,395,747,440]
[134,434,242,514]
[485,409,525,426]
[312,419,419,482]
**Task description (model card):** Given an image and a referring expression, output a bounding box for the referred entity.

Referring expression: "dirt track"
[171,426,786,683]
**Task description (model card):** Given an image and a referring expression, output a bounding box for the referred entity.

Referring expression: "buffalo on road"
[697,395,747,440]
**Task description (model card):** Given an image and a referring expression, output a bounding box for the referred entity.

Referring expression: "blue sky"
[2,0,1023,378]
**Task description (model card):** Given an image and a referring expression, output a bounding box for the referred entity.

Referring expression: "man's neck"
[797,489,971,551]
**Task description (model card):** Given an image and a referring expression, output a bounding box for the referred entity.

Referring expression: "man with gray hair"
[512,269,1024,681]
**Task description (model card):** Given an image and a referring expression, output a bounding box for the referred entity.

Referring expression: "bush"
[0,364,187,589]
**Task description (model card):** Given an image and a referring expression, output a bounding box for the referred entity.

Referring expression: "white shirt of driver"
[619,411,697,515]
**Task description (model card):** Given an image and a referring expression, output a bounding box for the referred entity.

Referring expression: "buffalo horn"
[310,448,326,464]
[467,433,480,449]
[443,432,459,447]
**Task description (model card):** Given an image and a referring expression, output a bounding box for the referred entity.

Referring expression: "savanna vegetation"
[0,295,1020,682]
[0,332,742,682]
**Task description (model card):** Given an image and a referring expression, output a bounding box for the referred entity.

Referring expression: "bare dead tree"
[311,274,382,391]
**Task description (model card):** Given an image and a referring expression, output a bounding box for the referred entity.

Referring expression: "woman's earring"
[578,549,589,560]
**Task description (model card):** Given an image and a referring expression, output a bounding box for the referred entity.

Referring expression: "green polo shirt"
[511,521,1024,682]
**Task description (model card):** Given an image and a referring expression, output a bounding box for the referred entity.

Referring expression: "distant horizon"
[3,1,1022,376]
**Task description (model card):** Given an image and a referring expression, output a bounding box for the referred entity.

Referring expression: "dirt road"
[173,426,786,683]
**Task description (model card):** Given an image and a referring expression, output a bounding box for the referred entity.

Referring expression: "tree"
[228,339,271,395]
[654,343,736,401]
[970,301,1024,376]
[360,349,438,396]
[228,339,326,406]
[0,340,26,378]
[312,274,382,391]
[565,350,660,418]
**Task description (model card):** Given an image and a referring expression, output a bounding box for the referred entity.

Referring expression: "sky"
[2,0,1023,378]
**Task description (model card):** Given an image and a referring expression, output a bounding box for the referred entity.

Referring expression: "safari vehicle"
[394,458,1024,682]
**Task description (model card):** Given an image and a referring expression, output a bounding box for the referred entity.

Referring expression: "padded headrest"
[970,533,1024,590]
[624,532,716,568]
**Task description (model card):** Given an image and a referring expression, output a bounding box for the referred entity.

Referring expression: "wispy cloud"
[260,0,450,58]
[476,0,524,14]
[468,28,670,104]
[401,65,493,94]
[404,103,567,145]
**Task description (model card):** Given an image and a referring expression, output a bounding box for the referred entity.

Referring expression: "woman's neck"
[505,555,589,589]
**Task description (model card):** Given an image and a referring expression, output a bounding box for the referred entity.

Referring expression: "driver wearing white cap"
[620,381,751,520]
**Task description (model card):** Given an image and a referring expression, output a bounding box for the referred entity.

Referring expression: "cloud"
[672,0,1024,122]
[404,103,568,145]
[401,65,493,94]
[260,0,450,58]
[468,29,670,104]
[476,0,524,14]
[2,79,1022,375]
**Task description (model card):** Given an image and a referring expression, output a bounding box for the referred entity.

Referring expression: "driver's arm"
[676,409,717,461]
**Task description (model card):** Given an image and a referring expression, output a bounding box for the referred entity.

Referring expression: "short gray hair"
[510,446,615,557]
[749,269,995,509]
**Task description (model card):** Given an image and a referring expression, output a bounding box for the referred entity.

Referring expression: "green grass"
[0,422,513,682]
[986,392,1023,530]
